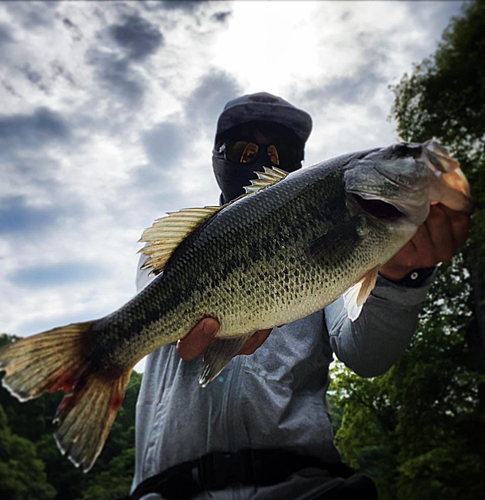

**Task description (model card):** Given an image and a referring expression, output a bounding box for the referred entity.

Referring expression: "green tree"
[333,259,485,499]
[391,0,485,406]
[80,448,136,500]
[332,2,485,498]
[0,405,57,500]
[1,334,143,499]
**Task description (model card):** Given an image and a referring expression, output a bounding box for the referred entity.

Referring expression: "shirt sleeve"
[135,253,156,293]
[325,270,436,378]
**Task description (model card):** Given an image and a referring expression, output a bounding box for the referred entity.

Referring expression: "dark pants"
[249,467,378,499]
[124,450,378,500]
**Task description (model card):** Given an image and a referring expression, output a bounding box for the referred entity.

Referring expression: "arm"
[326,273,433,377]
[327,204,470,378]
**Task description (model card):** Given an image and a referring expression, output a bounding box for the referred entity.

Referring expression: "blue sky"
[0,1,464,369]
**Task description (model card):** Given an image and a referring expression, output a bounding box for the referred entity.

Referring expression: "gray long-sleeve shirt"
[132,262,433,499]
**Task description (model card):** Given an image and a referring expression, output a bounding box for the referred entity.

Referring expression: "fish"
[0,141,472,472]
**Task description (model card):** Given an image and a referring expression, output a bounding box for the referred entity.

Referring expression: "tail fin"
[54,368,132,472]
[0,322,132,472]
[0,321,95,401]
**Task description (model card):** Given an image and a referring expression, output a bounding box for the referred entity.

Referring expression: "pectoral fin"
[199,334,252,388]
[342,267,379,321]
[308,218,362,262]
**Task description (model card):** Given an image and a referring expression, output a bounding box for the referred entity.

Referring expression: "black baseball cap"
[215,92,313,146]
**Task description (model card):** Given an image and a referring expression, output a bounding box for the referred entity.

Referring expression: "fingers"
[407,205,461,266]
[237,329,273,355]
[437,204,470,250]
[177,317,220,361]
[424,204,454,263]
[177,319,276,361]
[422,204,470,262]
[380,240,417,280]
[380,204,471,281]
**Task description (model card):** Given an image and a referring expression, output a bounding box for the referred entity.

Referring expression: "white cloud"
[0,1,465,368]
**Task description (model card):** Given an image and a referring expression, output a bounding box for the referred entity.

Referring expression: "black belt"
[122,449,353,500]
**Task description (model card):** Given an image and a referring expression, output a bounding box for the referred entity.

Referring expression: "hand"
[177,317,274,361]
[380,204,470,281]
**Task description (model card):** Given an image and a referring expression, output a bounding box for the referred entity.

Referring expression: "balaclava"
[212,92,313,204]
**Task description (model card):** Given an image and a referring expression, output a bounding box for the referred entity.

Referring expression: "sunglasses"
[220,140,301,168]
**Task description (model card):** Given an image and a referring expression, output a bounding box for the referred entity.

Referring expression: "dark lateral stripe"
[90,170,349,367]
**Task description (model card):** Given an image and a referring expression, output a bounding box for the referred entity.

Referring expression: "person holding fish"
[128,93,471,499]
[0,93,471,500]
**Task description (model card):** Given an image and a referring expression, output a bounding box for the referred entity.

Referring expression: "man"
[129,93,470,499]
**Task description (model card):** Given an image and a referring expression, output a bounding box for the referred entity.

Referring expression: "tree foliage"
[391,0,485,393]
[333,2,485,498]
[332,259,485,499]
[0,405,56,500]
[0,333,142,500]
[2,4,485,499]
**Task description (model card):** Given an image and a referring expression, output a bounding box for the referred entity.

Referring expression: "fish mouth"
[351,194,404,221]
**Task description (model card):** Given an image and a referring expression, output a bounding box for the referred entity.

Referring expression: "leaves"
[332,255,485,498]
[0,405,57,500]
[0,347,142,500]
[333,4,485,496]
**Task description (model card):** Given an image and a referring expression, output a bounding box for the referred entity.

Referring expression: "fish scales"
[1,141,471,472]
[89,163,393,371]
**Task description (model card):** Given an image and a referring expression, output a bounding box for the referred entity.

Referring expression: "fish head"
[343,143,432,233]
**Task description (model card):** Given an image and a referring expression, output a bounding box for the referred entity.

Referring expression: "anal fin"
[199,334,251,388]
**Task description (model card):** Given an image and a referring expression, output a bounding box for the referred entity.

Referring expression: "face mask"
[212,150,301,204]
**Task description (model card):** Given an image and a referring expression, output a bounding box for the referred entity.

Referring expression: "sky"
[0,0,465,371]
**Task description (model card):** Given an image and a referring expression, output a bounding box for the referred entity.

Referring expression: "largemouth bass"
[0,141,471,472]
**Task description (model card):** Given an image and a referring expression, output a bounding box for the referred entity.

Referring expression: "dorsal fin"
[243,166,289,195]
[139,206,222,275]
[139,167,288,276]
